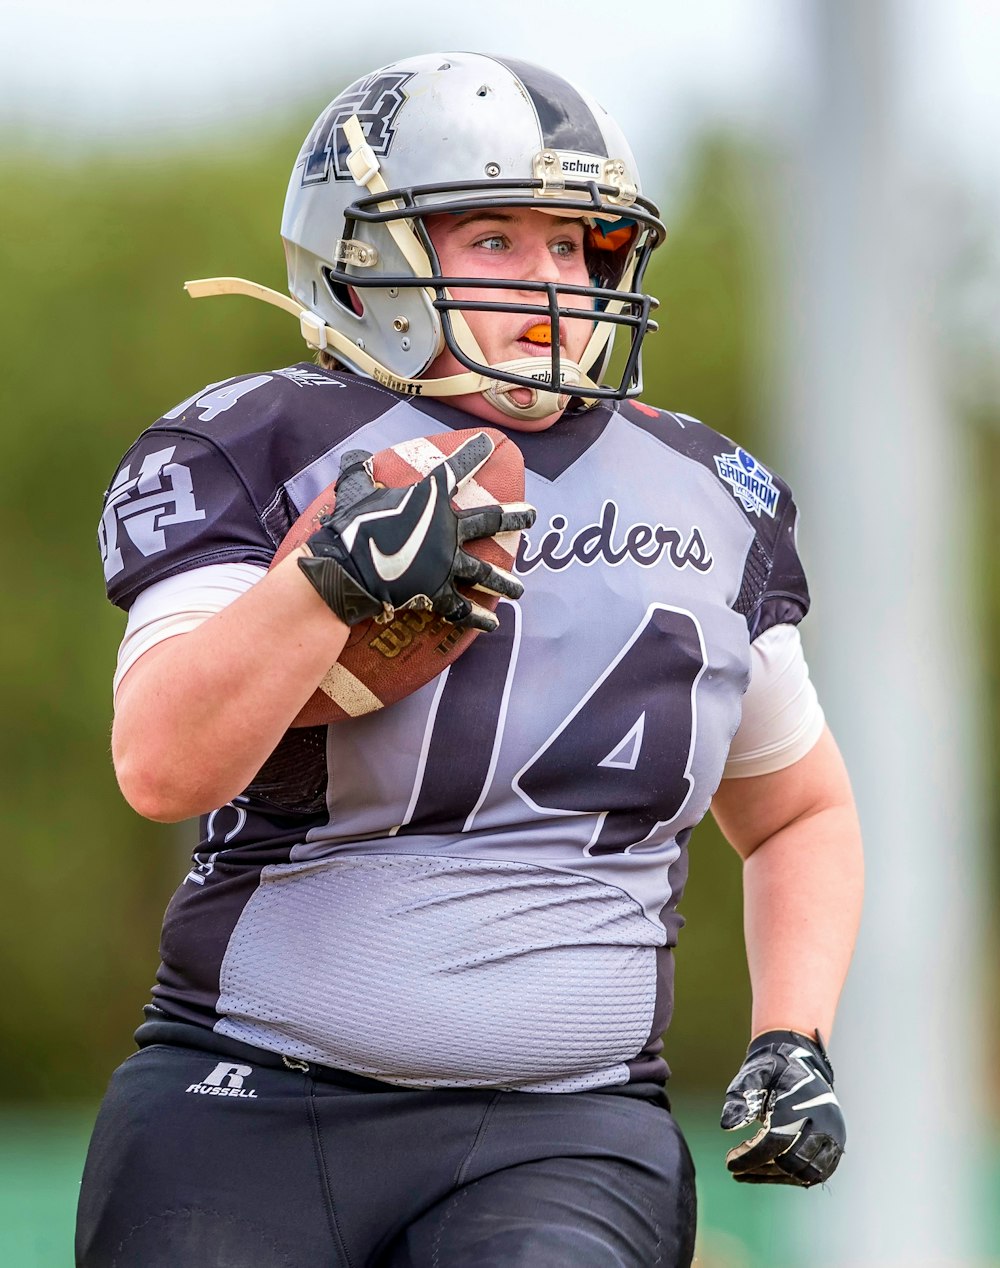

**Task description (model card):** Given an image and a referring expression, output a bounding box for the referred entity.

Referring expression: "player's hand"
[298,432,535,631]
[721,1029,845,1187]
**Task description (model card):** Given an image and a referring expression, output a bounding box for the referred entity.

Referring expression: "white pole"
[778,1,987,1263]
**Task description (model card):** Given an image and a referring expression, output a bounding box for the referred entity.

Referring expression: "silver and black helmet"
[189,53,666,421]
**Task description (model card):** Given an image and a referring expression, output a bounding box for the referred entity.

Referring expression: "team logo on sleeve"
[713,447,779,519]
[99,446,206,581]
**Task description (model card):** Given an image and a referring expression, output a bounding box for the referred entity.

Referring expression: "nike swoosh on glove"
[721,1029,846,1187]
[298,432,535,632]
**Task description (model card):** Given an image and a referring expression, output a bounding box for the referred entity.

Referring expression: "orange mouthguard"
[523,324,552,345]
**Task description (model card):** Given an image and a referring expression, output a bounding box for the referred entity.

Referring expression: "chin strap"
[484,357,585,420]
[184,276,490,399]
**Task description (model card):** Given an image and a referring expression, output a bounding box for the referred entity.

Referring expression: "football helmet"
[187,53,666,421]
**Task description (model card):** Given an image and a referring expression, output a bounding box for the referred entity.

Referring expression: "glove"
[298,432,535,632]
[721,1029,846,1187]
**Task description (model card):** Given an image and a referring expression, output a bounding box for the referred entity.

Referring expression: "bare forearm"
[712,727,863,1041]
[742,801,863,1038]
[112,550,348,821]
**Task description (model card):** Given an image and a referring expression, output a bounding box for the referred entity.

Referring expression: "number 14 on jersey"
[396,602,708,855]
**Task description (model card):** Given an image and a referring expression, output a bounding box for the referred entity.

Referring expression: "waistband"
[135,1007,670,1106]
[136,1008,400,1092]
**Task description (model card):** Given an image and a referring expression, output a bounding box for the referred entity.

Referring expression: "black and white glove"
[721,1029,846,1187]
[298,432,535,632]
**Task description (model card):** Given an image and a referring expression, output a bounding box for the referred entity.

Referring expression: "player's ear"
[347,287,365,317]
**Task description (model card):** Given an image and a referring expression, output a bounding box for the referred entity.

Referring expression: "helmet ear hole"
[321,267,364,317]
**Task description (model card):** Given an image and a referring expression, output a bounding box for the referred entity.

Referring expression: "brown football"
[270,427,526,726]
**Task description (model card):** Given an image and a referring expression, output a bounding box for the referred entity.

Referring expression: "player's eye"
[551,238,581,258]
[473,234,509,253]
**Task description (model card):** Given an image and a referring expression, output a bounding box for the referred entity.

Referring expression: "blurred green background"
[1,63,998,1268]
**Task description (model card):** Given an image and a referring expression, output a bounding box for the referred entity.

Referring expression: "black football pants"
[76,1041,696,1267]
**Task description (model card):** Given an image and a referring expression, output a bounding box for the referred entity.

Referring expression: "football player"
[77,52,862,1267]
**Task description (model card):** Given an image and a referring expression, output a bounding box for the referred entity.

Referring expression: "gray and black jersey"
[100,364,808,1092]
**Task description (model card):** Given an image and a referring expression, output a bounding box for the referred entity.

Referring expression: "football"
[270,427,526,726]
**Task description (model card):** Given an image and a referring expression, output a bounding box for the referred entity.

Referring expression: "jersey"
[99,364,809,1092]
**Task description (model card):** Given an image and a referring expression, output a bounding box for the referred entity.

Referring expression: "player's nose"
[516,237,562,286]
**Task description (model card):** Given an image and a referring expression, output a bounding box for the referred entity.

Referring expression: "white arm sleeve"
[722,623,826,779]
[113,562,267,699]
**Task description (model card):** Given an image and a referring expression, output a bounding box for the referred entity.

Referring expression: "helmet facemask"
[322,162,664,420]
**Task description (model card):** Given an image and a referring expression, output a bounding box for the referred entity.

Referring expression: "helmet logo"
[553,152,603,178]
[302,72,413,186]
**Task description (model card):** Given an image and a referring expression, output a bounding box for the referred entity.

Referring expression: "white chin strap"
[484,357,586,421]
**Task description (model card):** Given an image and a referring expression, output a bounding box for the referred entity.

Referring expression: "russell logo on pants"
[185,1062,259,1099]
